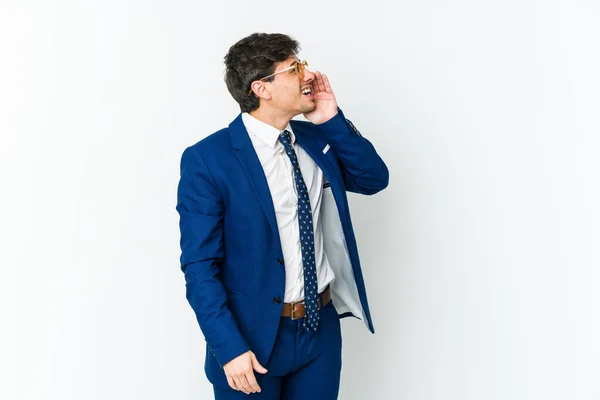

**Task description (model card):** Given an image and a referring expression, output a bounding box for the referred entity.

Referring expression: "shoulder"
[179,126,234,175]
[184,127,230,155]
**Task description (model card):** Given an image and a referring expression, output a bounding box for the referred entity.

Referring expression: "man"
[176,33,389,399]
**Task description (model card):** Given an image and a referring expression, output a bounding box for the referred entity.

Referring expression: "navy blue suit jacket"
[176,108,388,386]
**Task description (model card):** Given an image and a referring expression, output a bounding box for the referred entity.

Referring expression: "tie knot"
[279,130,292,145]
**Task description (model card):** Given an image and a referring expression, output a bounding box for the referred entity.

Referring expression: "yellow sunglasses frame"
[247,60,309,96]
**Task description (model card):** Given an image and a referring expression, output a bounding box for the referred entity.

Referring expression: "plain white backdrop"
[2,0,599,399]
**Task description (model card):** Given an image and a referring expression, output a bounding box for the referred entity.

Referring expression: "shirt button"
[277,258,284,265]
[273,297,282,304]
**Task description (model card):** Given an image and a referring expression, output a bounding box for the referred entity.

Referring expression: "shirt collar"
[241,113,295,148]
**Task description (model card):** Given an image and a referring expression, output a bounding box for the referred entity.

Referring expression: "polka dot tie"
[278,130,319,331]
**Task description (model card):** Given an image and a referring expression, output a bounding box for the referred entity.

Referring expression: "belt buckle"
[289,299,303,320]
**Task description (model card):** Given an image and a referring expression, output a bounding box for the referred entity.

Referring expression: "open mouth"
[301,87,314,99]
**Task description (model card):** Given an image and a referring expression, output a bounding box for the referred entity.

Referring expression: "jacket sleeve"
[176,145,250,368]
[315,107,389,195]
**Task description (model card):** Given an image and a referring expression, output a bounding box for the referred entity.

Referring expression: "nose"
[303,68,315,83]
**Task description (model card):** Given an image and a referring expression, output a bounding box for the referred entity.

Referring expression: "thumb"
[250,353,268,374]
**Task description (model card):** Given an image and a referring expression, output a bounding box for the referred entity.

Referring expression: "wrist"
[316,109,339,125]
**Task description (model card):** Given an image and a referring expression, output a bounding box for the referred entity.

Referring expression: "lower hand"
[223,350,268,394]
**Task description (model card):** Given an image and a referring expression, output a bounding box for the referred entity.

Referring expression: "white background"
[2,0,599,399]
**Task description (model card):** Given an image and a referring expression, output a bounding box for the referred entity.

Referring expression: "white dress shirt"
[241,113,336,303]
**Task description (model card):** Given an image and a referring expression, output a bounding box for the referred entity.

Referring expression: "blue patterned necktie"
[278,130,319,331]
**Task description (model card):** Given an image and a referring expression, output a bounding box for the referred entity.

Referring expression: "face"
[264,55,316,116]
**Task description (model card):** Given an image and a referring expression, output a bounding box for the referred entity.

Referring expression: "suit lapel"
[229,114,279,235]
[292,123,348,222]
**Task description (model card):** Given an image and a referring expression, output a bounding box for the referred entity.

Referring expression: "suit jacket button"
[277,258,284,265]
[273,297,282,304]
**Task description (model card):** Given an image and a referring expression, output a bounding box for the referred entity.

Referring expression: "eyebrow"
[289,59,299,67]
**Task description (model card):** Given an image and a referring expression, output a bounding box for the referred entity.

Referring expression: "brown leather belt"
[280,285,331,320]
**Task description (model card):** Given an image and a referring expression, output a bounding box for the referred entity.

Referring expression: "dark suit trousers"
[213,300,343,400]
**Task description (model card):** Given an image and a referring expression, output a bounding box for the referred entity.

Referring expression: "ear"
[250,81,272,100]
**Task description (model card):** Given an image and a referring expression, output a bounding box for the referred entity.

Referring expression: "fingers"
[229,372,260,394]
[224,351,264,394]
[233,375,253,395]
[322,74,333,94]
[252,353,268,374]
[311,71,334,97]
[245,370,262,393]
[226,376,237,391]
[313,71,326,93]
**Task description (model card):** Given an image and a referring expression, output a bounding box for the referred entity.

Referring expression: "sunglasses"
[247,60,309,96]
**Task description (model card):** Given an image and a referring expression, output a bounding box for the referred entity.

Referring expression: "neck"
[248,107,294,131]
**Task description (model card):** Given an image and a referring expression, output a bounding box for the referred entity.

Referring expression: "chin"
[301,103,317,113]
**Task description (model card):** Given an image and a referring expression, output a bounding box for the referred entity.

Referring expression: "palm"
[303,72,338,124]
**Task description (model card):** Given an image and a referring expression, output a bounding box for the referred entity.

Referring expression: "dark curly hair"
[224,33,300,113]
